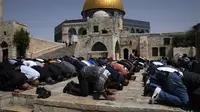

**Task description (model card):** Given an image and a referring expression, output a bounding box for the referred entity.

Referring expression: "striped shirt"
[81,66,111,92]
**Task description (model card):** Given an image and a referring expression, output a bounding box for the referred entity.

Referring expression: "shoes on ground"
[36,87,51,99]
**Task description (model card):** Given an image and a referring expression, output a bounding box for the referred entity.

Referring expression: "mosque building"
[0,0,184,61]
[54,0,178,60]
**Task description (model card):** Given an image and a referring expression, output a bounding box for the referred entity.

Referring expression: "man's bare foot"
[106,96,116,101]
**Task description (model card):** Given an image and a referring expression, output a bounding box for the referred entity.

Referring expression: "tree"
[172,27,196,47]
[13,28,30,57]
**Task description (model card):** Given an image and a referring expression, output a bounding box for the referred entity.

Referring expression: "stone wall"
[119,33,174,60]
[26,37,65,58]
[173,47,196,57]
[67,17,122,59]
[0,21,27,60]
[147,34,173,60]
[120,36,140,59]
[74,34,115,59]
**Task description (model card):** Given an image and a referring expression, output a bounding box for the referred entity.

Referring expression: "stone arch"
[68,28,77,45]
[141,29,145,33]
[1,41,8,48]
[124,48,129,60]
[0,41,8,62]
[78,27,87,35]
[92,42,107,51]
[136,29,140,33]
[68,28,77,35]
[102,29,108,34]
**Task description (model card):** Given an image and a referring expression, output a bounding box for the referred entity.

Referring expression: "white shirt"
[36,58,44,62]
[81,60,91,66]
[35,61,44,67]
[20,65,40,80]
[157,67,183,76]
[23,60,37,67]
[153,62,164,66]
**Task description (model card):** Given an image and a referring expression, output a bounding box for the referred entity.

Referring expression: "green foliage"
[172,24,198,47]
[13,28,30,57]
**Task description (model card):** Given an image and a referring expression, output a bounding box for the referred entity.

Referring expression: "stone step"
[0,92,13,109]
[2,105,33,112]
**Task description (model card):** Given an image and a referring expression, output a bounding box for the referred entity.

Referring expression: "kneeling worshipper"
[148,66,189,108]
[0,63,30,93]
[15,65,40,87]
[63,66,115,101]
[22,60,38,67]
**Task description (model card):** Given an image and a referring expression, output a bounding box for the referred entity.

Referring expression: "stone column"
[139,36,149,59]
[196,27,200,61]
[0,0,2,24]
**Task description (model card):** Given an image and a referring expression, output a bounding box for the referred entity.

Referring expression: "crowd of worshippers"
[62,57,146,101]
[0,56,146,98]
[143,54,200,110]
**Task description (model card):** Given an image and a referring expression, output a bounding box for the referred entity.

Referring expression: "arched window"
[141,29,145,33]
[92,42,107,51]
[78,27,87,35]
[93,26,99,32]
[130,28,135,33]
[68,28,77,35]
[1,41,8,48]
[102,29,108,34]
[136,29,140,33]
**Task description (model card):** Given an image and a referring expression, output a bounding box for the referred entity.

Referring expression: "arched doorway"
[91,42,108,58]
[1,41,8,61]
[92,42,107,51]
[68,28,77,45]
[124,48,129,60]
[115,41,120,60]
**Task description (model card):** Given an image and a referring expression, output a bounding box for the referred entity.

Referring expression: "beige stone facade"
[0,21,27,61]
[57,14,182,60]
[0,20,66,60]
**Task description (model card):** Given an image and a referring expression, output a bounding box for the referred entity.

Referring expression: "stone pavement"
[33,70,184,112]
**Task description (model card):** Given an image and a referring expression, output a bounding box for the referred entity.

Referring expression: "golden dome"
[82,0,124,12]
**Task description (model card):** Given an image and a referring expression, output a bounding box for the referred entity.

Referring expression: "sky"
[3,0,200,41]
